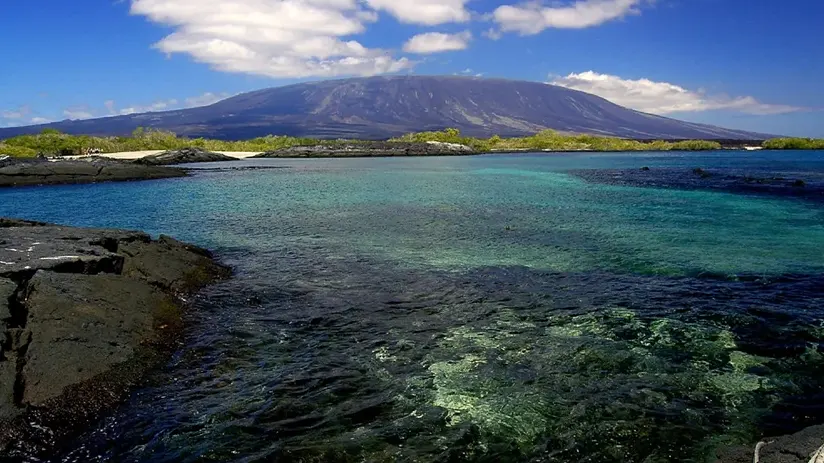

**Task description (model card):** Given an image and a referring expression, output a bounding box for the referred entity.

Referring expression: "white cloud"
[63,108,94,120]
[118,98,179,115]
[129,0,414,78]
[1,107,51,126]
[549,71,804,115]
[104,92,230,116]
[184,92,228,107]
[2,92,232,127]
[1,106,31,120]
[403,31,472,54]
[364,0,470,25]
[493,0,644,35]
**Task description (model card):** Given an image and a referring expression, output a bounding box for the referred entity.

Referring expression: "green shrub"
[0,144,38,157]
[394,130,721,153]
[671,140,722,151]
[763,138,824,150]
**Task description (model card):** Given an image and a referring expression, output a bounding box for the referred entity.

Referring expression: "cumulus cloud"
[549,71,804,115]
[129,0,416,78]
[63,108,94,120]
[365,0,470,25]
[493,0,644,35]
[118,98,179,115]
[403,31,472,54]
[454,68,484,76]
[30,117,51,124]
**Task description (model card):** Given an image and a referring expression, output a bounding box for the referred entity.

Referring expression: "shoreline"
[0,158,187,188]
[64,150,264,161]
[65,146,816,162]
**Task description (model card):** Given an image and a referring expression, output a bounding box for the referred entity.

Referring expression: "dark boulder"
[133,147,238,166]
[119,235,225,293]
[714,424,824,462]
[0,159,186,187]
[0,219,230,458]
[20,271,175,407]
[0,218,49,228]
[0,279,18,423]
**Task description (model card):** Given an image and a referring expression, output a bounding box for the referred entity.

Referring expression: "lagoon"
[2,150,824,462]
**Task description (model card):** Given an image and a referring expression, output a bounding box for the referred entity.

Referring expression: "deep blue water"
[2,151,824,462]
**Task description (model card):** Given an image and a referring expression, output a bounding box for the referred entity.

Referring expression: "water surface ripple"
[1,151,823,462]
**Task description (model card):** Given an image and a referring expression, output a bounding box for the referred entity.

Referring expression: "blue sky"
[2,0,823,136]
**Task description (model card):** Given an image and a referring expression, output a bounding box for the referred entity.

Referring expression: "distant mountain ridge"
[0,76,773,140]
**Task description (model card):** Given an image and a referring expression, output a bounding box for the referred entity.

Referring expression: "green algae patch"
[428,354,549,447]
[376,305,824,462]
[729,350,768,372]
[709,372,764,395]
[442,327,503,350]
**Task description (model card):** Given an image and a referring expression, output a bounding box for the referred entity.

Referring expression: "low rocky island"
[570,167,824,201]
[0,218,229,458]
[253,140,476,158]
[133,147,239,166]
[0,157,186,188]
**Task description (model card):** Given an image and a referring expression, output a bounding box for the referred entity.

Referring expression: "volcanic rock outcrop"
[0,218,229,457]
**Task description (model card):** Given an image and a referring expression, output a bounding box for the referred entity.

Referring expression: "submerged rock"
[0,159,186,187]
[715,425,824,462]
[133,147,238,166]
[253,141,476,158]
[0,218,230,457]
[570,168,824,202]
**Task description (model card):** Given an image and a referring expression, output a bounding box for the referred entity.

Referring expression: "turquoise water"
[3,152,823,278]
[2,151,824,462]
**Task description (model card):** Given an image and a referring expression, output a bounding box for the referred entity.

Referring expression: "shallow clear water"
[2,151,824,462]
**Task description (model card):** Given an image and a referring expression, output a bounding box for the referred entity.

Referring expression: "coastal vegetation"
[762,137,824,150]
[0,128,317,157]
[1,128,820,158]
[0,144,37,158]
[391,128,723,151]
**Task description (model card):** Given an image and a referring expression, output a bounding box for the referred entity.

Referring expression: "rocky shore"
[0,157,187,188]
[133,147,239,166]
[0,142,480,188]
[0,218,229,458]
[570,167,824,201]
[715,425,824,463]
[253,140,476,157]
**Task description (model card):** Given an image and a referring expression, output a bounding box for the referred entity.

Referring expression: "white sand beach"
[66,150,263,160]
